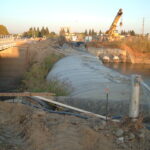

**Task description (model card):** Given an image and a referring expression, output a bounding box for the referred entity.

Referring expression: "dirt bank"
[21,39,69,95]
[87,38,150,64]
[0,41,28,91]
[0,39,60,91]
[0,101,150,150]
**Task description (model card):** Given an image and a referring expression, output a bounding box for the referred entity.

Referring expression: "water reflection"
[104,63,150,85]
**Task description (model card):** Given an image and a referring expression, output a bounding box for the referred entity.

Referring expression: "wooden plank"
[0,92,55,96]
[34,96,119,122]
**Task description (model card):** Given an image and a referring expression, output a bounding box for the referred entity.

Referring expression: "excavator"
[105,8,124,41]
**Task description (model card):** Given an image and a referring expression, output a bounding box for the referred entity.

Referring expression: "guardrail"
[0,43,16,51]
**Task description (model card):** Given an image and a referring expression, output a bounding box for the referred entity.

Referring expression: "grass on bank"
[102,37,150,53]
[22,53,70,96]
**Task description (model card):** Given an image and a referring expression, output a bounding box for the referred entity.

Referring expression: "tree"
[28,27,33,37]
[0,25,9,35]
[99,30,102,36]
[45,27,49,36]
[23,32,28,37]
[59,28,65,36]
[33,27,37,38]
[89,29,92,36]
[84,29,88,36]
[37,27,40,37]
[67,28,70,33]
[121,30,125,35]
[49,32,56,38]
[41,27,45,37]
[130,30,136,36]
[92,29,96,36]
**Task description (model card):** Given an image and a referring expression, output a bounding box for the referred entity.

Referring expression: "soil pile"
[0,101,150,150]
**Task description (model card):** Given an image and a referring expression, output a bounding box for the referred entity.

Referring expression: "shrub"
[21,53,70,96]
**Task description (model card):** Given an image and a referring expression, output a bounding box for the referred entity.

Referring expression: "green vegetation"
[23,27,56,38]
[22,53,70,96]
[0,25,9,35]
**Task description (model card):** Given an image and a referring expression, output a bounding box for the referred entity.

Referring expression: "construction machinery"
[105,9,123,41]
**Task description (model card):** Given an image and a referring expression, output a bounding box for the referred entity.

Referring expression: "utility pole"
[142,17,145,36]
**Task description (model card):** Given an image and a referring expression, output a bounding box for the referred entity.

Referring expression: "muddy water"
[47,52,131,101]
[104,63,150,86]
[0,47,27,91]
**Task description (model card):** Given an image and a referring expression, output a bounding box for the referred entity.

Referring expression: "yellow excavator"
[105,9,124,41]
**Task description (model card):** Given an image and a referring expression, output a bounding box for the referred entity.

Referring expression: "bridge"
[0,43,16,50]
[0,35,16,50]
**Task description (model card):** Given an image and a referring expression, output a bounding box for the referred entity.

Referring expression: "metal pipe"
[34,96,119,122]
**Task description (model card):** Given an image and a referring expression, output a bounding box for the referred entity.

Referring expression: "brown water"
[104,63,150,86]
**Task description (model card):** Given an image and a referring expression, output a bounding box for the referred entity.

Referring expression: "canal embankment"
[46,45,150,117]
[88,37,150,64]
[0,39,69,94]
[0,41,27,91]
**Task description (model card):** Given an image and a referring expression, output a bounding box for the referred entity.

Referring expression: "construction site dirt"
[0,101,150,150]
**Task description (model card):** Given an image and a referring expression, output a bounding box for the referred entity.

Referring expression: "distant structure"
[60,27,84,42]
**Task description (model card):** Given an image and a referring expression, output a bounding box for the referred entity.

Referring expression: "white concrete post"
[129,75,141,120]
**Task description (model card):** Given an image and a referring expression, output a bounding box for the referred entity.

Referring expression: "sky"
[1,0,150,34]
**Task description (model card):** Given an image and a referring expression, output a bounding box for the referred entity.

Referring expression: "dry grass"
[121,115,144,132]
[124,37,150,53]
[102,37,150,53]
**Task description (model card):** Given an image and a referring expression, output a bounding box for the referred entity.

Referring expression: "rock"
[137,129,145,138]
[93,120,106,131]
[116,137,124,144]
[89,118,106,131]
[120,143,128,149]
[102,56,110,63]
[115,129,124,137]
[138,133,145,138]
[113,56,120,63]
[128,133,135,140]
[62,43,69,49]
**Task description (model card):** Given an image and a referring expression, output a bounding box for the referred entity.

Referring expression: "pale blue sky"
[1,0,150,34]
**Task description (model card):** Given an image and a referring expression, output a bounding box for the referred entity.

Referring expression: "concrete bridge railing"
[0,43,16,51]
